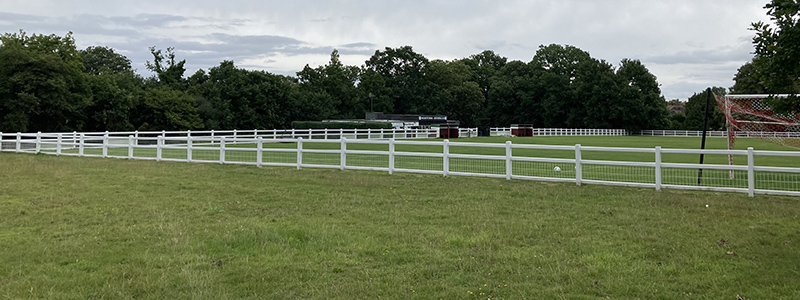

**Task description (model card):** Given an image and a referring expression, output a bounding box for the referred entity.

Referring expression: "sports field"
[1,135,799,299]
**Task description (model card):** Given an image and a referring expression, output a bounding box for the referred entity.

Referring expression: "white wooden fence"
[639,130,800,138]
[3,130,800,197]
[490,128,628,137]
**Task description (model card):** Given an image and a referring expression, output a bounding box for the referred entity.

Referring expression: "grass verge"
[1,153,798,299]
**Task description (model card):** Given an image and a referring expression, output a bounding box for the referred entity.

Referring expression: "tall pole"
[698,88,711,185]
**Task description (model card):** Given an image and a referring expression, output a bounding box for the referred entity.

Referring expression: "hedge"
[291,121,394,129]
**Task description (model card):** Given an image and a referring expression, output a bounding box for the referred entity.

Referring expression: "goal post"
[715,94,800,179]
[715,94,800,149]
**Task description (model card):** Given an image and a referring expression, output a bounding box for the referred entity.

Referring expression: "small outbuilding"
[511,124,533,137]
[433,124,459,139]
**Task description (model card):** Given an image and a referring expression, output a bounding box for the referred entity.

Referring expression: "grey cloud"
[0,12,42,23]
[108,14,188,28]
[644,45,753,65]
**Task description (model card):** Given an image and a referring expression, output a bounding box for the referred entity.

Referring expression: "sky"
[0,0,771,100]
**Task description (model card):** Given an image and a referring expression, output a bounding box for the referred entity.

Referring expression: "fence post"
[0,132,3,151]
[210,130,215,145]
[257,137,263,168]
[655,146,662,191]
[389,138,395,175]
[102,133,109,158]
[747,147,755,197]
[368,128,372,139]
[56,133,62,155]
[233,129,238,143]
[575,144,582,186]
[156,136,163,161]
[35,132,41,153]
[340,138,346,171]
[128,135,134,159]
[72,131,77,148]
[219,136,226,164]
[443,139,450,177]
[297,137,303,170]
[187,136,193,163]
[505,141,512,180]
[16,132,21,152]
[325,128,329,140]
[79,134,85,156]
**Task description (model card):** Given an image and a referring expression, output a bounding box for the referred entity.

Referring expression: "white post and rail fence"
[3,129,800,197]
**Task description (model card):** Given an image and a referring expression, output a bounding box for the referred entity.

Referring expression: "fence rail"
[3,130,800,197]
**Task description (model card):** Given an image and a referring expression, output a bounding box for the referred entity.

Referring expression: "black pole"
[698,88,711,185]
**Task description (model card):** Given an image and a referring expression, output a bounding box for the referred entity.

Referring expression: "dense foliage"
[732,0,800,112]
[0,30,671,133]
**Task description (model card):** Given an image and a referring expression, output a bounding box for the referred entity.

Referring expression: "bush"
[291,121,393,129]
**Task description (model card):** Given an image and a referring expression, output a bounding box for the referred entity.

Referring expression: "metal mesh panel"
[512,161,575,179]
[755,171,800,192]
[262,151,296,165]
[161,148,188,160]
[303,152,340,166]
[347,154,389,168]
[224,149,255,163]
[192,147,220,161]
[582,164,654,184]
[662,168,748,188]
[395,155,442,171]
[450,157,504,175]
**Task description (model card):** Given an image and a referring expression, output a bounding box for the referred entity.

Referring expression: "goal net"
[715,94,800,151]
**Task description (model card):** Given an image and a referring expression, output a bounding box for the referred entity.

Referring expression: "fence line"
[490,128,628,136]
[638,130,800,138]
[3,130,800,197]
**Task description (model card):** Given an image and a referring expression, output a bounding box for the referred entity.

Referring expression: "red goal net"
[715,94,800,150]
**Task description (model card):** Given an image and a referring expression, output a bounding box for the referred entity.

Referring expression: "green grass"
[1,153,799,299]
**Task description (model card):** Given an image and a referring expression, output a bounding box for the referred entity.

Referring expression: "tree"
[731,60,768,94]
[461,50,508,101]
[134,88,203,130]
[0,31,91,132]
[683,87,727,131]
[145,47,187,90]
[487,60,544,127]
[84,71,141,131]
[190,60,293,130]
[365,46,442,114]
[81,46,133,75]
[613,59,668,131]
[749,0,800,110]
[427,60,485,126]
[296,50,362,119]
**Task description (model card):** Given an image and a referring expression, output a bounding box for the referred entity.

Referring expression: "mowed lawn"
[1,152,799,299]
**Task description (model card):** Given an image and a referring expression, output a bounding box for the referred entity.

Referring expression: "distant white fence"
[490,128,628,137]
[489,128,800,138]
[639,130,800,138]
[3,130,800,197]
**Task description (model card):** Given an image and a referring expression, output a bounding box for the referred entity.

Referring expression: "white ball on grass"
[553,166,561,172]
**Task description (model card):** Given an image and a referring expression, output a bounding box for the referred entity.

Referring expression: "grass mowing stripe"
[1,153,799,299]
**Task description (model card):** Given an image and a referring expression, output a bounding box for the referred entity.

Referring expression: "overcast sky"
[0,0,770,100]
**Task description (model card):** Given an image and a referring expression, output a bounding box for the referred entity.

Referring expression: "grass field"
[1,151,799,299]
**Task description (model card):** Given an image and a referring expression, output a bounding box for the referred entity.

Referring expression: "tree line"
[4,29,719,134]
